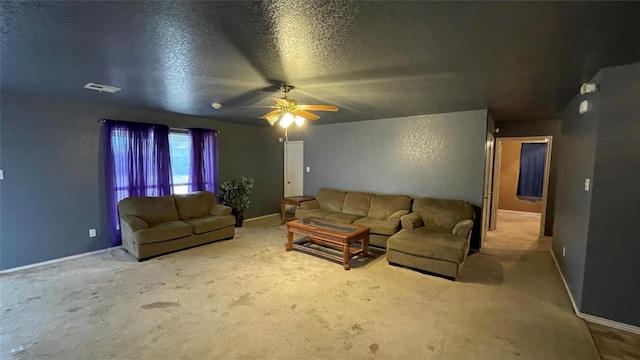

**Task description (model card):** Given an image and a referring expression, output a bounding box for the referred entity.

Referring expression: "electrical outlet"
[89,229,97,238]
[306,166,311,173]
[562,247,566,257]
[0,170,4,180]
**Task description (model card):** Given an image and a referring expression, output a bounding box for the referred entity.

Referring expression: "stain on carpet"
[369,343,379,354]
[67,307,83,313]
[141,301,180,309]
[228,293,254,308]
[290,304,297,310]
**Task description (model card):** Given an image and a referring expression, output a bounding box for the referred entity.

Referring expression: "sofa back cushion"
[118,195,178,224]
[367,194,412,220]
[174,191,217,220]
[342,191,373,216]
[413,197,474,230]
[316,188,346,213]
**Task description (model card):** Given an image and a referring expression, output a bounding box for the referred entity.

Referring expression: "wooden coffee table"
[286,218,370,270]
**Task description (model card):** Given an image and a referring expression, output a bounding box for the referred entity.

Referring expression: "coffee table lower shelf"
[290,237,368,270]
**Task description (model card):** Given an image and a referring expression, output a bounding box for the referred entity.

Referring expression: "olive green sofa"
[294,188,412,248]
[118,191,235,260]
[386,197,474,280]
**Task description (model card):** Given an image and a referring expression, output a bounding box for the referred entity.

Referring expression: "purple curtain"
[188,128,219,194]
[103,120,173,246]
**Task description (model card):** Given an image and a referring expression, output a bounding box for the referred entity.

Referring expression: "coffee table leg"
[281,200,286,225]
[286,231,293,251]
[362,235,370,258]
[343,245,351,270]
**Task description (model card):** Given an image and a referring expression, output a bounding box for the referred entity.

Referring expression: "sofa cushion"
[413,198,474,230]
[134,220,192,245]
[184,215,235,234]
[387,228,468,263]
[326,213,364,224]
[118,195,179,224]
[316,188,346,213]
[342,192,373,216]
[353,217,399,236]
[174,191,217,220]
[295,208,337,219]
[367,194,412,220]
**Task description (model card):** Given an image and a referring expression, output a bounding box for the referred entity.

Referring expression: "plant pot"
[233,212,244,227]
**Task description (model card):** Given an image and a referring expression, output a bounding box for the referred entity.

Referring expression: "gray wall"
[581,63,640,326]
[495,118,562,235]
[290,110,488,205]
[0,90,283,270]
[552,82,601,308]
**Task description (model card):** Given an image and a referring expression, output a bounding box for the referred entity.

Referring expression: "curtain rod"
[97,119,220,133]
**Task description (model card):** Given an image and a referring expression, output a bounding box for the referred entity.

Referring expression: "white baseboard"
[550,249,581,315]
[243,213,280,222]
[0,247,121,274]
[549,249,640,335]
[497,209,541,217]
[581,313,640,335]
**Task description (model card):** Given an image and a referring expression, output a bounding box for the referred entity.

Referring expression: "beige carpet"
[0,212,599,359]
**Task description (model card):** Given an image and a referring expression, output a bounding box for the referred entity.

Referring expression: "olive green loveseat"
[118,191,235,260]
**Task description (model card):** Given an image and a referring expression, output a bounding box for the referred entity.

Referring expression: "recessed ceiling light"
[84,82,121,93]
[212,102,223,109]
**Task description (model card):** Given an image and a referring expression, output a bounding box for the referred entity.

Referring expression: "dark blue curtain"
[103,120,173,246]
[188,128,219,194]
[517,143,547,201]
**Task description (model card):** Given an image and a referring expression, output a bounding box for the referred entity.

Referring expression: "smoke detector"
[84,82,121,93]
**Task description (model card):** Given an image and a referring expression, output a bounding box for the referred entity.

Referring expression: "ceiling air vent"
[84,82,121,93]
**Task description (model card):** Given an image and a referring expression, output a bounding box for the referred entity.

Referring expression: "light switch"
[306,166,310,173]
[0,170,3,180]
[584,178,590,191]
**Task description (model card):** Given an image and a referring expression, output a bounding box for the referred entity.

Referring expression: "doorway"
[490,136,553,238]
[284,140,304,197]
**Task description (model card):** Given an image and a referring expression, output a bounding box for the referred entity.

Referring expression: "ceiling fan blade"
[297,105,339,112]
[293,110,320,120]
[272,97,289,106]
[231,105,276,108]
[259,109,282,119]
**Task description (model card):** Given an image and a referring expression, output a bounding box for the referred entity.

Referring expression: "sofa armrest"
[120,215,149,232]
[210,204,232,216]
[400,213,423,230]
[452,219,474,239]
[387,210,410,224]
[299,200,320,210]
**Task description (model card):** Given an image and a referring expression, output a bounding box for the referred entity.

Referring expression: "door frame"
[284,140,304,197]
[491,136,553,236]
[481,131,495,248]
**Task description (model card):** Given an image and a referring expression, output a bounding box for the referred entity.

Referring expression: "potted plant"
[219,176,254,227]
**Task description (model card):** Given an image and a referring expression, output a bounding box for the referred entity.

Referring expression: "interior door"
[284,141,304,197]
[481,131,495,247]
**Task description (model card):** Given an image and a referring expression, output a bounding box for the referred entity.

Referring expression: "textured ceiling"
[2,1,640,126]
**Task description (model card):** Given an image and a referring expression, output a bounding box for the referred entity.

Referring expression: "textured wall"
[581,63,640,326]
[552,73,601,308]
[0,90,283,270]
[290,110,487,204]
[498,140,542,213]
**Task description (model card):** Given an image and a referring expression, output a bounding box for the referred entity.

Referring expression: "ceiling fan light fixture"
[294,115,305,127]
[279,112,294,128]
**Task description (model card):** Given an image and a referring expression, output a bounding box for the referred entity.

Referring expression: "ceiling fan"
[255,84,339,128]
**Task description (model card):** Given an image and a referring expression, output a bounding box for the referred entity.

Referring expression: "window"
[168,131,192,194]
